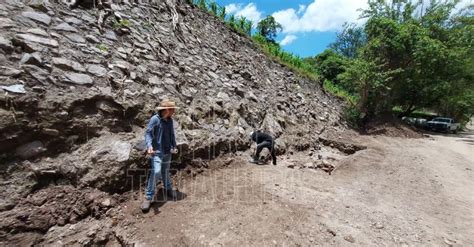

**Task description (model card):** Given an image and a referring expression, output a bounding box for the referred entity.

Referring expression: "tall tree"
[329,23,366,58]
[256,15,282,42]
[340,0,473,124]
[306,49,348,86]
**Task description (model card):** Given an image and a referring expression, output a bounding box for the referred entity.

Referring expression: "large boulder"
[260,113,284,138]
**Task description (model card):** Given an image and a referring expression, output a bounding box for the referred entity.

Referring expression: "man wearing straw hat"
[141,99,179,212]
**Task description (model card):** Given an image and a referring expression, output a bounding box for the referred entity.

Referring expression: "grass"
[252,35,317,78]
[323,80,357,104]
[96,44,108,52]
[142,21,154,30]
[113,19,131,29]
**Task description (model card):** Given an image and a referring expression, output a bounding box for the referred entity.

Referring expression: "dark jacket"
[145,114,176,153]
[251,131,274,144]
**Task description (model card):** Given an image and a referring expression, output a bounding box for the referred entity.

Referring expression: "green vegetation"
[113,19,131,28]
[256,16,282,42]
[305,50,348,86]
[307,0,474,127]
[96,44,108,52]
[253,35,316,74]
[392,107,436,119]
[323,80,357,105]
[197,0,206,10]
[329,23,366,59]
[142,21,153,30]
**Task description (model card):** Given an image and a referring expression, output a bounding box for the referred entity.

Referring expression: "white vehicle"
[426,117,460,133]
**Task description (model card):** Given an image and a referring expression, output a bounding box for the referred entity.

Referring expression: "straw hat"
[156,99,179,110]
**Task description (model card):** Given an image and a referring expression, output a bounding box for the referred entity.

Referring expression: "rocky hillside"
[0,0,345,244]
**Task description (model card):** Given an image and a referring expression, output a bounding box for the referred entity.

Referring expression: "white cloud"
[225,3,241,15]
[453,0,473,15]
[280,35,297,46]
[225,3,263,24]
[297,4,306,15]
[224,0,472,37]
[272,0,473,34]
[272,0,368,33]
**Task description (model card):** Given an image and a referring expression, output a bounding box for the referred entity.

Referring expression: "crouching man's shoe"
[249,158,260,164]
[166,189,178,201]
[141,198,152,213]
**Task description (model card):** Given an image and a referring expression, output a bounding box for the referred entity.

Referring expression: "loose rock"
[0,66,22,77]
[53,22,78,32]
[15,141,46,158]
[64,73,93,85]
[1,84,26,94]
[20,52,42,66]
[0,35,13,53]
[14,34,59,51]
[21,11,51,26]
[86,64,107,77]
[52,57,85,72]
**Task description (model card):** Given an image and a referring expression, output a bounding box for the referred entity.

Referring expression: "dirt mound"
[364,115,424,138]
[0,185,118,243]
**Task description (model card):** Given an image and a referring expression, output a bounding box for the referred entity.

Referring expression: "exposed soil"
[364,115,425,138]
[34,121,471,246]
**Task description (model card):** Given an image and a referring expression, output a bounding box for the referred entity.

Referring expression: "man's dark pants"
[255,141,277,165]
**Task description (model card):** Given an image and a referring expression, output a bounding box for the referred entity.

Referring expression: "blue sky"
[215,0,473,58]
[214,0,367,58]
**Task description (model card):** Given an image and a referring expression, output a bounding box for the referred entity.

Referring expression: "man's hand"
[171,148,178,154]
[147,147,154,154]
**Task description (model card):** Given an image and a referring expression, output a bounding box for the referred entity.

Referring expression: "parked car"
[426,117,460,133]
[401,117,428,129]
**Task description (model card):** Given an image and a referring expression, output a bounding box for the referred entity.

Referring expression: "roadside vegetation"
[306,1,474,128]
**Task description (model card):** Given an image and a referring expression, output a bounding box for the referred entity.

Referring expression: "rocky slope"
[0,0,345,244]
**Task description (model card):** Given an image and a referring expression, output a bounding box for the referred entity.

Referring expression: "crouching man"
[249,130,277,165]
[141,99,179,213]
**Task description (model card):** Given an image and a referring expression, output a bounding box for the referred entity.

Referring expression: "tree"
[305,49,348,86]
[256,15,282,42]
[341,0,474,123]
[339,58,399,123]
[329,23,366,58]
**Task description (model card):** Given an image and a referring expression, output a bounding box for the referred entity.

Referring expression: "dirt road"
[120,123,474,246]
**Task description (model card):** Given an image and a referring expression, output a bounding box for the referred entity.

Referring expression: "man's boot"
[141,198,152,213]
[249,154,260,164]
